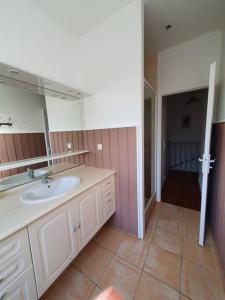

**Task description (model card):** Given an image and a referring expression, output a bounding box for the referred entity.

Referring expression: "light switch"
[67,142,72,149]
[97,144,103,151]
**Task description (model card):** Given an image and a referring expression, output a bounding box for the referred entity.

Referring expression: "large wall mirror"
[0,63,88,191]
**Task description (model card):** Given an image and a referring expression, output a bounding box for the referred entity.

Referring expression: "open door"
[199,62,216,246]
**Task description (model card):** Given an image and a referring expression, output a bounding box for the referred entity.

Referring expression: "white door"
[28,201,78,297]
[75,187,99,251]
[199,62,217,246]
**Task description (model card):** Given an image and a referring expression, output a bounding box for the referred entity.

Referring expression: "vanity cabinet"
[0,229,37,300]
[28,201,78,297]
[27,174,115,298]
[100,176,115,225]
[74,186,100,251]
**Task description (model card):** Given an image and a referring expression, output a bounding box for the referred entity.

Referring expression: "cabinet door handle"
[77,223,80,229]
[73,225,76,233]
[0,263,17,282]
[0,293,7,300]
[104,191,111,197]
[103,181,111,187]
[107,199,112,203]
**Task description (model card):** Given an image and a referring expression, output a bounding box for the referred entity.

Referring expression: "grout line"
[179,206,184,294]
[181,257,223,277]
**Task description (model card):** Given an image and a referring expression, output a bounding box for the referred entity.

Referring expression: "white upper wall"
[0,0,143,131]
[158,31,222,95]
[82,0,143,129]
[45,96,83,132]
[0,85,46,133]
[216,28,225,122]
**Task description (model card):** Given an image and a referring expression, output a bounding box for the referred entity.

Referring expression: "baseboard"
[145,194,156,227]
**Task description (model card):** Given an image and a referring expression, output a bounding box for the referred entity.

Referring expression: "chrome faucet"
[42,174,53,184]
[26,168,34,179]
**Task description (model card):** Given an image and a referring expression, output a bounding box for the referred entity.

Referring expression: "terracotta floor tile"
[94,225,125,252]
[98,255,141,300]
[116,234,150,268]
[157,211,182,237]
[145,220,156,241]
[179,294,191,299]
[144,244,181,291]
[182,238,221,274]
[72,241,113,283]
[181,260,225,300]
[44,267,95,300]
[182,216,199,241]
[149,203,161,222]
[161,203,184,218]
[134,271,180,300]
[88,286,102,300]
[152,227,181,256]
[205,226,215,246]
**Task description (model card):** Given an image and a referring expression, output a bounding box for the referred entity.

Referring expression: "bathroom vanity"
[0,166,116,299]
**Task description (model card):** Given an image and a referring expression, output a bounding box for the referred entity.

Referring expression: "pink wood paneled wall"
[49,131,85,166]
[0,133,46,178]
[208,123,225,275]
[83,127,138,236]
[49,128,138,236]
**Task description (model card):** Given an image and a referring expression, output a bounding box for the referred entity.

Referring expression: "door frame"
[144,79,157,209]
[156,86,208,201]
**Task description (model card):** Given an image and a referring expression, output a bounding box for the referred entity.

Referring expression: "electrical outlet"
[67,142,72,149]
[97,144,103,151]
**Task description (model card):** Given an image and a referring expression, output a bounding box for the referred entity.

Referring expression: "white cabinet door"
[75,186,100,251]
[0,267,37,300]
[28,201,78,297]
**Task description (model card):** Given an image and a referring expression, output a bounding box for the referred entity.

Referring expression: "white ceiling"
[32,0,134,38]
[32,0,225,53]
[144,0,225,53]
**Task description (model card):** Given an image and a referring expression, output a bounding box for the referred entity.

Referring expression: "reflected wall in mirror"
[0,62,88,191]
[0,84,48,179]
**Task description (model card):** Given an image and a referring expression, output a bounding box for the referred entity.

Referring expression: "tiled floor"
[43,203,225,300]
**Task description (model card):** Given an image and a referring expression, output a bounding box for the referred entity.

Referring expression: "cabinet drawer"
[0,248,32,291]
[101,176,114,193]
[0,266,37,300]
[0,229,29,266]
[102,190,115,207]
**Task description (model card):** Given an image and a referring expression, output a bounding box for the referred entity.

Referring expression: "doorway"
[161,88,208,211]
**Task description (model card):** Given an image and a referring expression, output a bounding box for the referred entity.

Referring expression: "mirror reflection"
[0,64,86,191]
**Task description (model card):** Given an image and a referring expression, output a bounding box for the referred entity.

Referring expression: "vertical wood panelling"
[128,127,138,235]
[209,123,225,275]
[5,135,18,175]
[94,130,103,168]
[102,129,111,169]
[49,130,87,167]
[83,130,90,166]
[109,128,121,227]
[83,127,138,236]
[0,135,10,178]
[118,128,130,231]
[87,130,96,167]
[78,131,85,165]
[13,134,26,173]
[0,133,46,178]
[72,131,80,166]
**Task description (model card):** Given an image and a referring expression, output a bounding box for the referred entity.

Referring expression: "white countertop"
[0,166,115,242]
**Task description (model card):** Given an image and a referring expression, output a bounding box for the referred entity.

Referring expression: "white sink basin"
[20,176,80,203]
